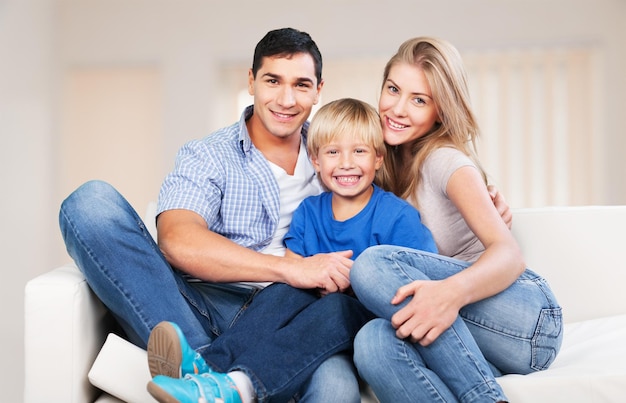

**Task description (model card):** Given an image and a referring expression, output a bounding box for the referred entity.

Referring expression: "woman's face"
[378,62,440,147]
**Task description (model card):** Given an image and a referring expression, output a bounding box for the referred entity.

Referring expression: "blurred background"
[2,0,625,400]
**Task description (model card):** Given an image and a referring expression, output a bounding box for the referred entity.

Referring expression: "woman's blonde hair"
[307,98,386,159]
[375,37,487,203]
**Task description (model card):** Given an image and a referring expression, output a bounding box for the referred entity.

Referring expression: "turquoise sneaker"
[147,321,211,378]
[147,373,243,403]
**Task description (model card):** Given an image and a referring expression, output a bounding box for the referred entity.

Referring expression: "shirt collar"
[238,105,255,156]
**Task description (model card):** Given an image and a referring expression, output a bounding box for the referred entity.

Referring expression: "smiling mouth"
[273,111,296,120]
[386,116,408,130]
[335,175,360,185]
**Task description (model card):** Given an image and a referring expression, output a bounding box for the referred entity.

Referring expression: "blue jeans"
[59,180,371,403]
[296,353,360,403]
[351,245,563,403]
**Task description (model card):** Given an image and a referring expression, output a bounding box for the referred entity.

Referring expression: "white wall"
[3,0,625,401]
[0,1,56,402]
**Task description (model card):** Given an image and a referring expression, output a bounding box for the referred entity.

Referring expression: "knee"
[61,180,116,212]
[350,245,389,294]
[59,180,131,237]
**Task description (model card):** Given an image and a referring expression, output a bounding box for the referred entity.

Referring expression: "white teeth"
[336,176,359,183]
[388,118,406,129]
[275,112,291,119]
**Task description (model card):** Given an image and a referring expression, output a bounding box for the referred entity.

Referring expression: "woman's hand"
[390,279,463,346]
[488,185,512,229]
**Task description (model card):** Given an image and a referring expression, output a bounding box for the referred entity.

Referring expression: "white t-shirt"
[238,140,322,288]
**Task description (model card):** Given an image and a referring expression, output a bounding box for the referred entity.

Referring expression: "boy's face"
[311,134,383,203]
[248,53,323,141]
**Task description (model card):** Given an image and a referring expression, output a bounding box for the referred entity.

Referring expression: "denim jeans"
[295,353,360,403]
[59,180,372,402]
[351,245,563,403]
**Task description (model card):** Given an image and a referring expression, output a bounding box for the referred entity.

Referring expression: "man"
[60,28,371,403]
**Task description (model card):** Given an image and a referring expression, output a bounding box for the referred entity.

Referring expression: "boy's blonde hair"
[307,98,386,159]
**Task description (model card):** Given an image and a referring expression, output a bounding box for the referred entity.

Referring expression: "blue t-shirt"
[283,185,437,259]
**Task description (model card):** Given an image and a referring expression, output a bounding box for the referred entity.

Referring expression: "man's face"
[248,53,323,140]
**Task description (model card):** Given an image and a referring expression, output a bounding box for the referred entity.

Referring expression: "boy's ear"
[375,154,384,170]
[310,155,321,172]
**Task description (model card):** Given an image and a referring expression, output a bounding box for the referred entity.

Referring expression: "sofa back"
[511,206,626,324]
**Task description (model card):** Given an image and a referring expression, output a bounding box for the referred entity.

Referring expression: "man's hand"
[488,185,512,229]
[285,250,354,294]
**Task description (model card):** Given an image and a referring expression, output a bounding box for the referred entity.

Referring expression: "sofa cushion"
[512,206,626,323]
[89,333,153,402]
[498,313,626,401]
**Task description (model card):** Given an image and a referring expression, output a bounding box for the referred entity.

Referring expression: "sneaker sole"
[147,381,181,403]
[147,322,183,378]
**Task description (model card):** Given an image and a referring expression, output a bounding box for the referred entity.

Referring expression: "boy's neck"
[331,185,374,222]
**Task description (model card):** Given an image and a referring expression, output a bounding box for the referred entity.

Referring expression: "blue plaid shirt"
[157,106,313,252]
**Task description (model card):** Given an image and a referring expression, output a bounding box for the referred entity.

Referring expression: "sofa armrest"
[24,264,116,402]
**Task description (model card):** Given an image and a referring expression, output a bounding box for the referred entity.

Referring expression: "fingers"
[391,283,413,305]
[488,185,513,229]
[392,311,441,347]
[303,251,353,294]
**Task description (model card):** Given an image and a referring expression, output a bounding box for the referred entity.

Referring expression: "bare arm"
[157,209,353,292]
[391,166,524,345]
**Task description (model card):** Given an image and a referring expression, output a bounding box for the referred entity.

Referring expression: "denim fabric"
[351,245,563,403]
[59,180,372,403]
[295,353,360,403]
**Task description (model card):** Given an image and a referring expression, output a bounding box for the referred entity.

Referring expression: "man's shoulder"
[183,122,242,156]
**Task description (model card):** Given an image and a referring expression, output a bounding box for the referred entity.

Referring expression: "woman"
[351,37,563,402]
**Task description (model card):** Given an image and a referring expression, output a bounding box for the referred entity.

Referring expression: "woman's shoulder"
[424,146,475,171]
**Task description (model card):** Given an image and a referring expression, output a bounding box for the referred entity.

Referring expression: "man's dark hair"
[252,28,323,85]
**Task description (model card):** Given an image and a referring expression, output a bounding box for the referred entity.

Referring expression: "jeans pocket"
[531,307,563,371]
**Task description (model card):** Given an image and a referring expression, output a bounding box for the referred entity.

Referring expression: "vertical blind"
[464,47,601,207]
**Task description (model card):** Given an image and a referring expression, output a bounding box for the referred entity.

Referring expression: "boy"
[284,97,437,262]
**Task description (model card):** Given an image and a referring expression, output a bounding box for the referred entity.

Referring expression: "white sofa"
[25,206,626,402]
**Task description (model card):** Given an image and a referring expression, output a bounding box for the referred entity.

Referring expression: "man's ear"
[313,79,324,105]
[248,69,255,96]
